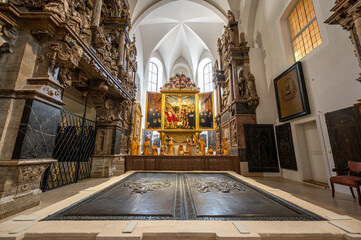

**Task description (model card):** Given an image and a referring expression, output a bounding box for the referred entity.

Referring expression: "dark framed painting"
[274,62,310,122]
[275,123,297,171]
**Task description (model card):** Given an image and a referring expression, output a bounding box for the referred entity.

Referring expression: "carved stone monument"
[0,0,138,218]
[214,11,259,174]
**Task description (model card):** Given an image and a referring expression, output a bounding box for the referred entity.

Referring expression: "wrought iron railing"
[41,110,96,191]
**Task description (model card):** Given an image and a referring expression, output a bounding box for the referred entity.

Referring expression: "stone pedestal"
[216,101,257,175]
[0,159,56,219]
[91,154,121,178]
[91,123,128,178]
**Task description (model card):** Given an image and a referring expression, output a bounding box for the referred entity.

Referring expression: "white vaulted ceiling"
[130,0,227,81]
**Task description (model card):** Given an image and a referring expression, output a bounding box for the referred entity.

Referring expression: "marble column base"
[91,154,123,178]
[0,159,56,219]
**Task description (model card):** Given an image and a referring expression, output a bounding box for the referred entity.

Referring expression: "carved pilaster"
[326,0,361,82]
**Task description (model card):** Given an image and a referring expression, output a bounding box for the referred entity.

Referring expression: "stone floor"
[1,175,360,223]
[251,177,361,221]
[0,172,360,239]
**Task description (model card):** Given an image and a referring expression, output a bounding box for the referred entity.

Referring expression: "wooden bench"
[330,161,361,205]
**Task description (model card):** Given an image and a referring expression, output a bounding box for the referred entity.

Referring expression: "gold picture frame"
[145,92,162,130]
[198,92,215,130]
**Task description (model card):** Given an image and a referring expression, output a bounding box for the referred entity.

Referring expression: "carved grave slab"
[45,172,323,221]
[244,124,279,172]
[275,123,297,171]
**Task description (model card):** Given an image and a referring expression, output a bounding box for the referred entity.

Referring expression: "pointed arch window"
[203,62,213,92]
[148,62,158,92]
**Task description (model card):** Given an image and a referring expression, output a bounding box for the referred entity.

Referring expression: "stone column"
[118,30,125,66]
[232,61,240,100]
[228,63,235,102]
[91,122,123,178]
[91,0,103,27]
[353,12,361,43]
[0,31,62,219]
[90,96,128,178]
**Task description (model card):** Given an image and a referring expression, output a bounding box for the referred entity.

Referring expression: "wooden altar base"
[125,155,240,173]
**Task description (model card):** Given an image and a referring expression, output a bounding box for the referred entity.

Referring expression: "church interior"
[0,0,361,239]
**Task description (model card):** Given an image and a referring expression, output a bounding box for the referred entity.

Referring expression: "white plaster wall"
[250,0,361,190]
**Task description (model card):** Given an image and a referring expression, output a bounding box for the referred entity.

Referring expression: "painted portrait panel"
[198,92,215,130]
[164,94,196,130]
[145,92,162,130]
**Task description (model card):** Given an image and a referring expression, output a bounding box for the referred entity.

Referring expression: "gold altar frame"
[145,92,163,131]
[145,89,215,143]
[161,93,199,132]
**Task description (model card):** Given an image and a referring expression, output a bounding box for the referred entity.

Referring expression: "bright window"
[148,62,158,92]
[288,0,322,61]
[203,62,213,92]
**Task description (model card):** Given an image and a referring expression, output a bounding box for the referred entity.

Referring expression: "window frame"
[148,61,158,92]
[203,62,213,92]
[287,0,321,62]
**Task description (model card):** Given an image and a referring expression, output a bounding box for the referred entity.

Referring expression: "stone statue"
[186,138,193,155]
[130,137,140,155]
[43,0,69,22]
[151,143,158,156]
[207,146,215,156]
[167,138,175,155]
[221,137,229,156]
[227,10,236,23]
[195,137,206,155]
[178,144,185,155]
[246,72,258,98]
[217,38,222,52]
[222,86,230,108]
[213,60,219,74]
[238,68,246,98]
[143,137,150,155]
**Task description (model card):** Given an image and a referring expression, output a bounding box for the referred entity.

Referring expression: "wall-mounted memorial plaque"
[244,124,279,172]
[275,123,297,171]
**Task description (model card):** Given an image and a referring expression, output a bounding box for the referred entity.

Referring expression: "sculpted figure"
[217,38,222,51]
[221,137,229,156]
[159,147,167,156]
[178,144,185,155]
[227,10,236,23]
[207,146,215,156]
[43,0,69,22]
[79,3,92,45]
[69,8,82,34]
[167,138,175,155]
[196,150,203,156]
[186,138,193,155]
[238,68,246,98]
[195,137,206,155]
[246,72,258,98]
[143,137,150,155]
[213,60,219,74]
[130,137,140,155]
[151,143,158,156]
